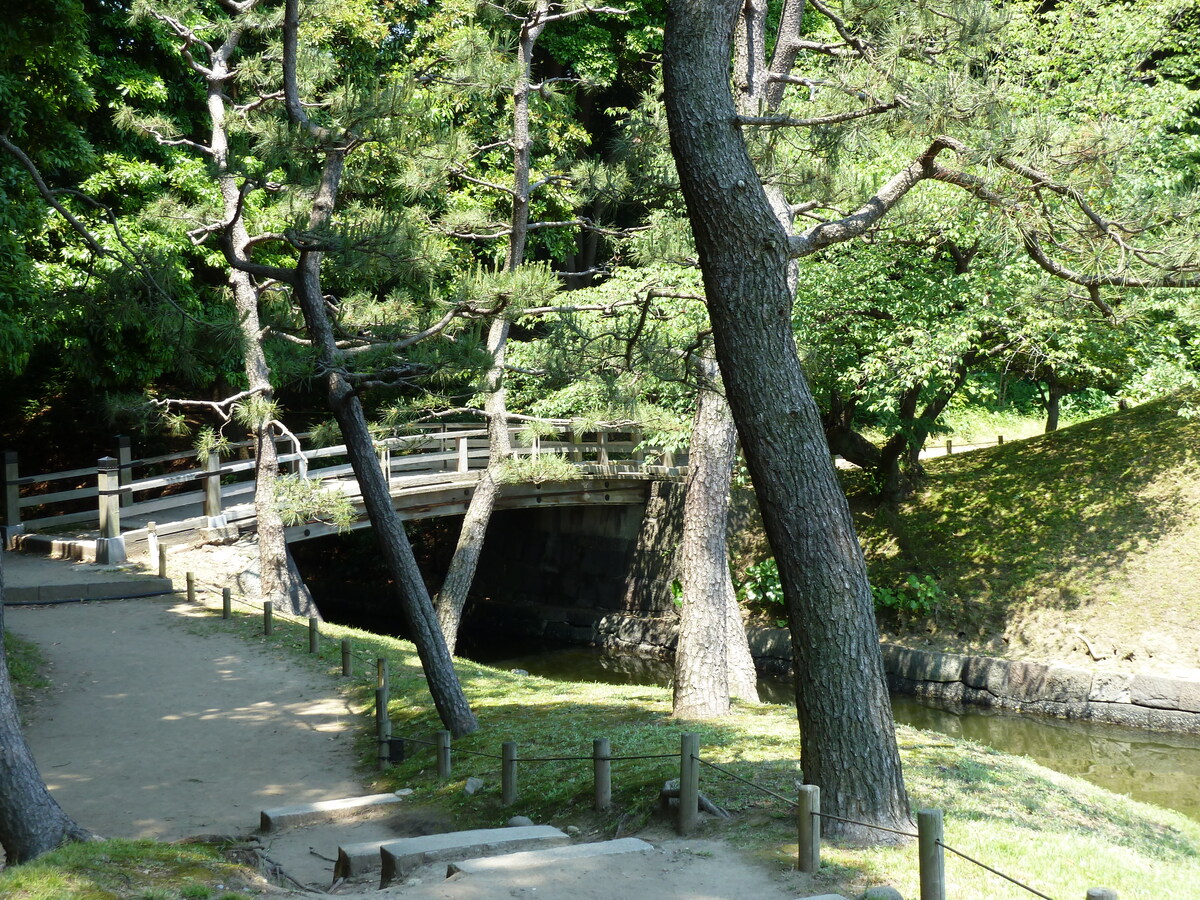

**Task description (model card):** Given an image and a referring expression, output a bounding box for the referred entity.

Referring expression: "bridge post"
[2,451,22,549]
[202,450,227,528]
[96,456,126,564]
[569,428,583,462]
[115,435,133,508]
[377,443,391,485]
[456,435,469,473]
[597,429,609,465]
[631,428,644,464]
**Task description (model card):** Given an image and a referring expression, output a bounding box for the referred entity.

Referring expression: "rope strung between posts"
[519,752,679,764]
[813,811,918,839]
[695,756,800,808]
[938,840,1057,900]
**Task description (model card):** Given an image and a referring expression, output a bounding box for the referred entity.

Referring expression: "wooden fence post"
[677,732,700,835]
[1,451,21,548]
[263,601,273,635]
[376,656,390,770]
[918,808,946,900]
[203,449,224,524]
[797,784,821,873]
[376,687,391,771]
[456,436,469,473]
[186,571,196,604]
[158,543,168,579]
[1086,891,1118,900]
[341,639,352,677]
[115,435,133,509]
[997,434,1005,446]
[377,444,391,485]
[309,617,320,653]
[502,741,518,805]
[945,439,953,456]
[597,429,610,465]
[593,738,612,811]
[145,521,159,567]
[377,657,389,691]
[96,456,126,564]
[436,730,452,779]
[222,587,231,619]
[569,428,583,462]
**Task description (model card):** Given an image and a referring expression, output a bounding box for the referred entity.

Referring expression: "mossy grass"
[162,595,1200,898]
[0,838,255,900]
[4,630,50,702]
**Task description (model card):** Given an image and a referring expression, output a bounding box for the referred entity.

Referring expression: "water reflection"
[470,642,1200,822]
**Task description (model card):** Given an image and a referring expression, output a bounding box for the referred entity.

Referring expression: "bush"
[872,574,945,620]
[738,558,944,623]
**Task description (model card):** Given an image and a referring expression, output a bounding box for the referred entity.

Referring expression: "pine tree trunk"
[291,153,477,737]
[664,0,911,836]
[0,556,91,863]
[206,30,315,619]
[673,380,736,717]
[674,358,759,717]
[436,321,512,652]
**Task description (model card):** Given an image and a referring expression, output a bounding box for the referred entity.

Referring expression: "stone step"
[446,837,654,876]
[347,825,568,887]
[259,792,404,832]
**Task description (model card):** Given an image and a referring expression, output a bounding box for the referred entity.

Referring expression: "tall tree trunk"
[1045,380,1065,432]
[205,22,316,618]
[434,3,548,648]
[674,356,758,718]
[664,0,911,837]
[0,556,91,863]
[290,151,478,737]
[436,317,512,652]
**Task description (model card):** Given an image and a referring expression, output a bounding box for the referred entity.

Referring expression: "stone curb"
[259,792,403,832]
[446,837,653,875]
[747,626,1200,735]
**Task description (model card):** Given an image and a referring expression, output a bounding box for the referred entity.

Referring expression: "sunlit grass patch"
[0,839,256,900]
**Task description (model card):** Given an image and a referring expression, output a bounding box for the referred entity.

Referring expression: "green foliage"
[274,475,356,531]
[736,557,786,626]
[871,574,946,619]
[232,396,279,433]
[495,452,581,484]
[193,427,231,460]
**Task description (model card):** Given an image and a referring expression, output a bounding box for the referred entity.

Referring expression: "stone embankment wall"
[748,626,1200,735]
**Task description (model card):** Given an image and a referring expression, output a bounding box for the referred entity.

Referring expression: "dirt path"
[8,597,365,840]
[7,578,823,899]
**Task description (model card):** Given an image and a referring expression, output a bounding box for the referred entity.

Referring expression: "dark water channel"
[464,641,1200,823]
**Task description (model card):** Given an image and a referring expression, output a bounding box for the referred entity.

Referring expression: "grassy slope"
[856,392,1200,669]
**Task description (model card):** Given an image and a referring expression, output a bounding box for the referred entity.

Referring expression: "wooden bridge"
[1,425,687,563]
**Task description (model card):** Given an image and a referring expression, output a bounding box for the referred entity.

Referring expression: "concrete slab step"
[446,837,653,876]
[260,792,404,831]
[337,824,568,886]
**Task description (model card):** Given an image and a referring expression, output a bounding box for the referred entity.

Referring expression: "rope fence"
[180,569,1119,900]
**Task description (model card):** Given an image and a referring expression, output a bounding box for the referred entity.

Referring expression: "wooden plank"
[18,485,98,508]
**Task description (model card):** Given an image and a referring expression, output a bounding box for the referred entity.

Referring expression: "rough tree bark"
[664,0,912,836]
[436,316,512,652]
[195,10,318,618]
[216,0,478,735]
[0,555,91,863]
[288,150,478,736]
[673,354,758,718]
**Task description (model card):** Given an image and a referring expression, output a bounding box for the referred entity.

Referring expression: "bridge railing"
[1,423,675,549]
